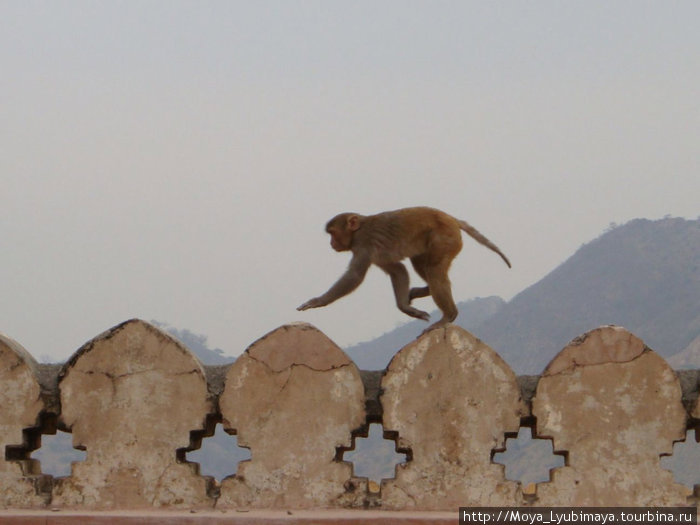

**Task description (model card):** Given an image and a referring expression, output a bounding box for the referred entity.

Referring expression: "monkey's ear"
[347,214,361,231]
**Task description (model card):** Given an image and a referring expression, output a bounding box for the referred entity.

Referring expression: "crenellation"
[533,326,691,506]
[0,321,697,510]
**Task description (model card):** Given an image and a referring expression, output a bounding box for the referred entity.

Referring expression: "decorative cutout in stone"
[660,429,700,489]
[492,426,565,490]
[0,333,50,507]
[31,429,86,478]
[341,423,407,492]
[185,422,251,482]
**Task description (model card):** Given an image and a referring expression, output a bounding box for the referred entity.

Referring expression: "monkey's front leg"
[297,255,371,312]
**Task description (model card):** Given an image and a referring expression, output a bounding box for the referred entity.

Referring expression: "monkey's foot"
[419,320,450,336]
[400,306,430,322]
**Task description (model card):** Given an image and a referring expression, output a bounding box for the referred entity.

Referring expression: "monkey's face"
[328,226,352,252]
[325,213,361,252]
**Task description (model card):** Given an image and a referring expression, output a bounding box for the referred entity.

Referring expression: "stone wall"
[0,320,698,510]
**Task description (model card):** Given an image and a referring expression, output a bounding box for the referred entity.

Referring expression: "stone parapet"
[0,321,697,510]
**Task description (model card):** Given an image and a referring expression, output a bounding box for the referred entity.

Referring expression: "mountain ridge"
[345,217,700,374]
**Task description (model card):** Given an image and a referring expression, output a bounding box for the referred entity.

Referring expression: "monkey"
[297,207,511,333]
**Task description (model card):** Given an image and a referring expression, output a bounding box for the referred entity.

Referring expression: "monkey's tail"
[458,220,512,268]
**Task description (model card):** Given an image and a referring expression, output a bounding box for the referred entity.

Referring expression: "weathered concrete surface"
[218,323,366,509]
[52,320,214,509]
[0,333,49,508]
[534,325,691,506]
[380,325,524,509]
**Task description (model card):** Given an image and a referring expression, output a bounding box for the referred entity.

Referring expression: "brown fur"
[298,207,511,332]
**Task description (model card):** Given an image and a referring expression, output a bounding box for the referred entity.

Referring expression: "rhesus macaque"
[297,207,511,332]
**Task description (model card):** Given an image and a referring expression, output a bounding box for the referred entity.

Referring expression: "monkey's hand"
[297,297,326,311]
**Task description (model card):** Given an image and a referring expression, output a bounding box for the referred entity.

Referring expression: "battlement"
[1,320,698,516]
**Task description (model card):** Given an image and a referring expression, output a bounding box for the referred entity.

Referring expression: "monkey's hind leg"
[408,286,430,302]
[420,263,459,335]
[382,262,431,322]
[408,255,431,303]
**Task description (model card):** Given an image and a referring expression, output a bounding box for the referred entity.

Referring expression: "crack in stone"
[70,368,201,381]
[547,346,651,377]
[245,351,352,375]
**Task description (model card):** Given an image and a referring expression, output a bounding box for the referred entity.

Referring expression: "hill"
[668,334,700,369]
[478,217,699,373]
[152,321,236,365]
[346,217,700,374]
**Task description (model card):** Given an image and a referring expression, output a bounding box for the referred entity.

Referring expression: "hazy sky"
[2,1,698,362]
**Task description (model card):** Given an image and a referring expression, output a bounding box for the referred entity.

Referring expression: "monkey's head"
[325,213,361,252]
